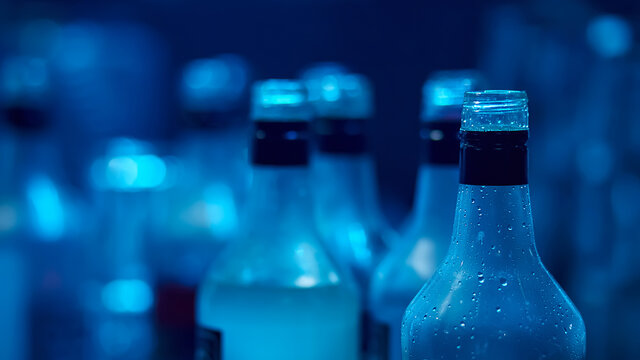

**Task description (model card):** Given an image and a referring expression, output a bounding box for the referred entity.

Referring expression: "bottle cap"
[422,70,485,122]
[180,54,250,112]
[462,90,528,131]
[306,73,373,119]
[251,79,311,121]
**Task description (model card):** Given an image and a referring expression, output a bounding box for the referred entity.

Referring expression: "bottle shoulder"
[402,260,586,343]
[202,232,356,290]
[370,222,451,299]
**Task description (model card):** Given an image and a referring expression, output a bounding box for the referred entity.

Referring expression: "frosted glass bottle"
[196,79,359,360]
[402,91,586,360]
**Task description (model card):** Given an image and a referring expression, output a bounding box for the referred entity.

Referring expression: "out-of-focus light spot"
[320,76,341,102]
[93,148,167,191]
[347,224,370,263]
[430,129,444,141]
[293,242,321,285]
[26,175,64,240]
[422,70,485,121]
[181,54,249,112]
[101,279,153,313]
[328,271,339,284]
[261,92,306,106]
[587,15,632,58]
[307,73,373,119]
[300,62,349,83]
[204,183,238,237]
[107,157,138,188]
[251,79,310,121]
[407,238,437,279]
[295,275,318,288]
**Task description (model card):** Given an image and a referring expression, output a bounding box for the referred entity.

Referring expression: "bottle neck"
[182,126,246,178]
[448,184,539,268]
[313,152,381,222]
[245,165,315,237]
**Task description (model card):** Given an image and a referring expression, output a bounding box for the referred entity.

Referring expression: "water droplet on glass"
[496,306,501,313]
[477,272,485,283]
[500,278,508,286]
[460,321,466,327]
[507,224,513,231]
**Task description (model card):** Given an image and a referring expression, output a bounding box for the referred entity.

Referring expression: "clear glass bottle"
[369,71,483,360]
[86,138,165,360]
[196,80,360,360]
[149,55,251,360]
[306,72,390,356]
[306,73,389,294]
[402,91,586,360]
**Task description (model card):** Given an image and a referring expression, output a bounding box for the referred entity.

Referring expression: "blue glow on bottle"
[306,73,387,291]
[369,71,484,360]
[402,91,586,360]
[150,55,252,359]
[86,138,164,360]
[196,79,360,360]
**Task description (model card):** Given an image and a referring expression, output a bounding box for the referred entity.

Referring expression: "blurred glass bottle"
[86,139,167,360]
[369,71,483,360]
[306,73,388,289]
[0,54,86,360]
[305,72,389,357]
[196,80,359,360]
[402,91,586,359]
[148,55,250,360]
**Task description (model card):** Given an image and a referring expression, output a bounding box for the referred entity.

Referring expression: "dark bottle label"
[195,327,222,360]
[315,117,367,154]
[251,121,309,165]
[420,121,460,165]
[459,130,528,186]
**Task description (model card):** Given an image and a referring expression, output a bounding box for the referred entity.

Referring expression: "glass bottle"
[369,70,483,360]
[149,55,251,360]
[195,79,360,360]
[86,138,165,360]
[402,90,586,360]
[306,72,389,294]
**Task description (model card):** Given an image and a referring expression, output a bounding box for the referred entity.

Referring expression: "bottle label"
[316,117,367,154]
[195,327,222,360]
[252,121,309,165]
[420,121,460,165]
[459,130,528,185]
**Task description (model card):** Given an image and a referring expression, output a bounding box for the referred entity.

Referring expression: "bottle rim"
[463,90,528,114]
